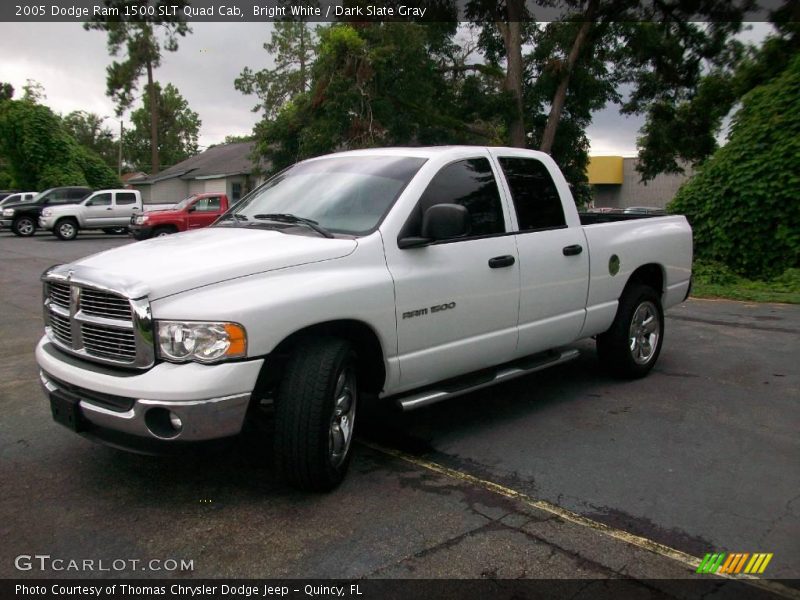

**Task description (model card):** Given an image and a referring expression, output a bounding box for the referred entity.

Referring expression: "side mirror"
[423,203,470,240]
[187,205,196,213]
[398,204,470,249]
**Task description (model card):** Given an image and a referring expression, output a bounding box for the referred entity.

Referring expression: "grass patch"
[690,261,800,304]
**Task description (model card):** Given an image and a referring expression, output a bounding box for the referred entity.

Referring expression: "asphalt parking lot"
[0,231,797,589]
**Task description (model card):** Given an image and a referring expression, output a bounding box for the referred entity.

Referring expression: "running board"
[396,348,580,411]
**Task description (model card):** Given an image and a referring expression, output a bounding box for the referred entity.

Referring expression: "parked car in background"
[1,187,91,236]
[39,190,143,240]
[0,192,37,208]
[129,193,230,240]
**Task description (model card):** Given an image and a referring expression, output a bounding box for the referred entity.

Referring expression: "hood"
[3,200,41,211]
[69,227,358,300]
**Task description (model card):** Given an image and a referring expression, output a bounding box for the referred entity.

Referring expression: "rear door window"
[498,157,566,231]
[116,192,137,205]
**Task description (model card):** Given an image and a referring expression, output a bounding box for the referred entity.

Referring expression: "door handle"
[562,244,583,256]
[488,255,516,268]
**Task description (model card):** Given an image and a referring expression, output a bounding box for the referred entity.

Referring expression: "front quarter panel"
[149,234,400,391]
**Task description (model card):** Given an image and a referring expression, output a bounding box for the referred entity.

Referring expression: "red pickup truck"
[129,193,230,240]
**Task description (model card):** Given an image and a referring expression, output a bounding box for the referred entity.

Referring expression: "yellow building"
[587,156,692,209]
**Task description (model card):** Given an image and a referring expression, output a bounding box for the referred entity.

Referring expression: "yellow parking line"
[360,440,799,600]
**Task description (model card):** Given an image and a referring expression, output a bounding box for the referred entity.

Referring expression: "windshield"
[174,195,199,210]
[222,156,427,235]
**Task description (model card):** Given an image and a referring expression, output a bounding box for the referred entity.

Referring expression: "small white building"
[128,142,267,205]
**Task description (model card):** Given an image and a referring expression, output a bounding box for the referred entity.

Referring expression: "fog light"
[169,411,183,432]
[144,407,183,439]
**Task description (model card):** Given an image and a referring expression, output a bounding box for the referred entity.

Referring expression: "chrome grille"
[81,323,137,360]
[49,282,71,309]
[49,311,72,345]
[42,273,153,369]
[80,289,132,320]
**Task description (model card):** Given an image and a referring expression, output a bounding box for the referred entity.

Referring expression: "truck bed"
[578,212,663,225]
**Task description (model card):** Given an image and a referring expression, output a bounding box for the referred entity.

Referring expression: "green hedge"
[669,54,800,279]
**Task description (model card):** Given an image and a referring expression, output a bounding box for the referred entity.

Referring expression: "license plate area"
[50,391,86,432]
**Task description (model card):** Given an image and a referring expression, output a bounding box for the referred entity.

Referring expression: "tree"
[635,3,799,179]
[669,53,800,278]
[0,82,13,101]
[62,111,118,171]
[22,79,47,103]
[0,99,119,189]
[123,83,200,172]
[86,1,190,174]
[235,21,316,118]
[254,23,480,171]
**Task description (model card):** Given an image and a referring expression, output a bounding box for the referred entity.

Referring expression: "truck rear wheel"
[597,284,664,379]
[55,218,79,241]
[274,337,358,491]
[12,216,35,237]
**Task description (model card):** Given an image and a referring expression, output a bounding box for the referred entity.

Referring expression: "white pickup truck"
[36,147,692,491]
[39,189,142,240]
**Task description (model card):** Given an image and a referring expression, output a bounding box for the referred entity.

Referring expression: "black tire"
[54,218,79,241]
[152,226,174,237]
[274,337,358,492]
[597,284,664,379]
[12,216,36,237]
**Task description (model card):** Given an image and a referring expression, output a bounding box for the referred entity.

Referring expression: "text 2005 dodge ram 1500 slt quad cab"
[36,147,692,491]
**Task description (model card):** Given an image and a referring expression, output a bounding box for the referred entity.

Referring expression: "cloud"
[0,22,272,148]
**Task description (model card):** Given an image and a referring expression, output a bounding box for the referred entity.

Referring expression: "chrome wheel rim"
[59,223,75,238]
[629,301,659,365]
[156,231,171,237]
[329,367,357,468]
[17,219,34,235]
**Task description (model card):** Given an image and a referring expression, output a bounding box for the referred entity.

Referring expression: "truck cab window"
[411,158,505,238]
[498,157,566,231]
[86,193,112,207]
[116,193,137,205]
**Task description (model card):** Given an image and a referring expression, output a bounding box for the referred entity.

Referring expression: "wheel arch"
[254,319,386,398]
[623,263,665,299]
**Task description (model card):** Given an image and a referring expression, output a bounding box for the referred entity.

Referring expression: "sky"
[0,21,773,158]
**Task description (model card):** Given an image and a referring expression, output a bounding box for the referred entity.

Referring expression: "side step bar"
[396,348,580,411]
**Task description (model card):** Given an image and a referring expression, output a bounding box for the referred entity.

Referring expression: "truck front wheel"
[274,337,358,491]
[597,284,664,379]
[55,218,79,241]
[12,216,35,237]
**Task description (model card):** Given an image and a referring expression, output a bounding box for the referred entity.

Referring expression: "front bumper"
[0,218,12,229]
[38,216,56,230]
[129,223,153,239]
[36,337,263,446]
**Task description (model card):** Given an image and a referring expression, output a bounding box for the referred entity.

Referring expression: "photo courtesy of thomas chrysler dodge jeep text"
[35,147,693,491]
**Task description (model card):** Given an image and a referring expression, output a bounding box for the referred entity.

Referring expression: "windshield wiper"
[217,213,248,223]
[252,213,335,238]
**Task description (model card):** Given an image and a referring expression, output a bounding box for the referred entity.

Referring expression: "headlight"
[135,215,146,224]
[156,321,247,363]
[2,208,14,217]
[42,208,53,217]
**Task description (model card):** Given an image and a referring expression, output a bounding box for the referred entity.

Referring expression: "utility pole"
[118,119,123,178]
